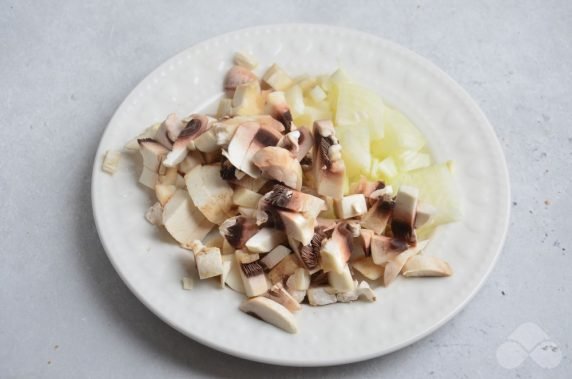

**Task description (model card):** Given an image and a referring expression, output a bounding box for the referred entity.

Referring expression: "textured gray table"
[2,1,571,378]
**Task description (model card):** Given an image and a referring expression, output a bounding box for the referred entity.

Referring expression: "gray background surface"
[1,0,571,378]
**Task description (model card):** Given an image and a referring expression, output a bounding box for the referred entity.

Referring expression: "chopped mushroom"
[252,146,303,190]
[138,138,169,172]
[266,91,294,132]
[236,250,268,297]
[232,81,264,116]
[265,282,301,312]
[327,264,355,292]
[155,113,183,149]
[320,222,353,273]
[307,286,337,306]
[239,296,298,333]
[102,150,121,174]
[260,245,291,270]
[286,268,311,291]
[266,184,325,219]
[232,187,263,208]
[219,216,259,249]
[163,115,211,167]
[268,254,301,284]
[182,277,194,290]
[221,254,245,293]
[384,240,429,286]
[334,194,368,219]
[370,235,408,265]
[402,255,452,277]
[360,194,395,234]
[245,227,286,253]
[233,51,258,69]
[351,257,384,281]
[312,120,346,199]
[145,202,163,226]
[162,190,213,245]
[414,203,436,229]
[185,164,235,224]
[391,185,419,244]
[224,65,258,96]
[277,210,315,245]
[193,245,224,280]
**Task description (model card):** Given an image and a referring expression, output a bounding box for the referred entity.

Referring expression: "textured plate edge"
[91,23,511,367]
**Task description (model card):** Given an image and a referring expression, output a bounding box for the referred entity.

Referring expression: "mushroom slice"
[414,203,437,229]
[145,202,163,226]
[252,147,303,190]
[334,194,368,219]
[163,115,211,167]
[384,240,429,286]
[402,255,452,277]
[221,254,245,293]
[232,187,263,208]
[370,235,408,265]
[352,257,384,281]
[260,245,291,270]
[286,268,311,291]
[268,254,301,284]
[239,296,297,334]
[236,250,268,297]
[307,286,337,306]
[360,195,395,234]
[185,164,235,224]
[219,216,258,249]
[245,227,286,253]
[320,223,353,273]
[224,65,258,96]
[277,210,315,245]
[155,113,184,148]
[265,282,301,312]
[312,120,346,199]
[162,190,213,245]
[266,91,294,132]
[327,264,355,292]
[266,184,325,219]
[138,138,170,171]
[391,185,419,244]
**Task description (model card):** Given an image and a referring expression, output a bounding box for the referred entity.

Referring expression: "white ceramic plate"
[92,24,510,366]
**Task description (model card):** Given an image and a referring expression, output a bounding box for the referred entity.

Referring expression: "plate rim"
[91,23,511,366]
